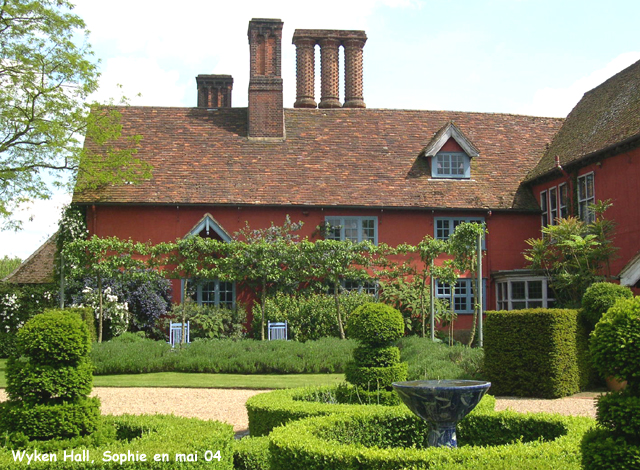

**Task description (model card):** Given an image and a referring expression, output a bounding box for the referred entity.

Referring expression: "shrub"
[344,303,407,399]
[245,386,497,437]
[346,303,404,346]
[233,436,270,470]
[1,309,98,441]
[91,337,355,375]
[165,302,246,340]
[584,296,640,468]
[268,407,594,470]
[399,336,485,381]
[581,428,640,470]
[484,309,589,398]
[582,282,633,331]
[259,291,373,341]
[590,296,640,391]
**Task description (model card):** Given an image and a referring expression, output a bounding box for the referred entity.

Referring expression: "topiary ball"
[346,303,404,347]
[16,311,91,366]
[582,283,633,331]
[590,296,640,391]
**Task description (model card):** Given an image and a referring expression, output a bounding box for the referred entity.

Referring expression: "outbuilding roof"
[73,107,562,212]
[526,58,640,182]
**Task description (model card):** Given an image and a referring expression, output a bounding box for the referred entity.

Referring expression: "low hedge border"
[0,414,234,469]
[245,386,496,437]
[233,436,270,470]
[268,407,595,470]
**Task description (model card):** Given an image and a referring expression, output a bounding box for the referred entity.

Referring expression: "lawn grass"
[92,372,344,389]
[0,359,343,389]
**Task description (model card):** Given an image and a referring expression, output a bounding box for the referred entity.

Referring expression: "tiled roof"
[4,234,56,284]
[527,59,640,182]
[74,107,562,211]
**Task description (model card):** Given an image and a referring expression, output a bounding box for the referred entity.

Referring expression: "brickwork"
[293,37,317,108]
[343,38,366,108]
[319,38,342,108]
[196,75,233,108]
[292,29,367,109]
[248,18,284,138]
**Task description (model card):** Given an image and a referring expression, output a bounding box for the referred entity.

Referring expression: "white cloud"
[519,52,640,117]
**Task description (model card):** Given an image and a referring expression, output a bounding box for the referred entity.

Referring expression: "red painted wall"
[531,147,640,284]
[86,204,542,330]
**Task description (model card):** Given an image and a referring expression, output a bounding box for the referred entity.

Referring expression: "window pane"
[586,174,594,199]
[512,301,526,310]
[219,282,234,307]
[362,219,375,242]
[528,280,543,300]
[528,301,543,308]
[326,218,341,240]
[344,219,358,242]
[436,219,450,239]
[201,281,217,305]
[511,281,525,300]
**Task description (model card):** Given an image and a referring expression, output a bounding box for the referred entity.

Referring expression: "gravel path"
[0,388,600,433]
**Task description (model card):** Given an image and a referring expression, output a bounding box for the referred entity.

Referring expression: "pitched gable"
[527,58,640,182]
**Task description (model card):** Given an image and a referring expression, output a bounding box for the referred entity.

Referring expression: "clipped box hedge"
[0,414,233,469]
[268,407,595,470]
[245,386,496,437]
[484,309,590,398]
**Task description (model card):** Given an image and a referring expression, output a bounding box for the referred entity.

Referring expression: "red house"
[65,18,640,333]
[524,58,640,293]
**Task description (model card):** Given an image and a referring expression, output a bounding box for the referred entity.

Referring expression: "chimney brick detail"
[292,30,367,109]
[196,75,233,108]
[293,37,317,108]
[343,38,366,108]
[248,18,284,139]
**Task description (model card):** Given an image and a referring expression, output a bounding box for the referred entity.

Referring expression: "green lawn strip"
[0,358,343,389]
[92,372,344,389]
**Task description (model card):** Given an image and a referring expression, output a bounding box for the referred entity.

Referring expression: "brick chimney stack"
[292,30,367,109]
[247,18,284,139]
[196,75,233,108]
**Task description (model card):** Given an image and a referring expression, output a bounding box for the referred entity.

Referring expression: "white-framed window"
[549,187,558,225]
[495,277,555,310]
[432,152,471,179]
[434,217,485,241]
[540,190,548,227]
[435,278,486,314]
[559,183,569,219]
[578,172,595,223]
[342,279,379,296]
[186,280,235,308]
[325,216,378,244]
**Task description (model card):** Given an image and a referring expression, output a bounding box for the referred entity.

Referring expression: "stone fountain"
[392,379,491,448]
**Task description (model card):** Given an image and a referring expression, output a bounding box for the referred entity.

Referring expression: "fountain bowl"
[392,379,491,448]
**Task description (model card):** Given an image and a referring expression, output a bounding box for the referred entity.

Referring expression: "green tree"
[62,236,152,342]
[231,217,304,341]
[524,200,617,307]
[0,255,21,278]
[448,221,486,346]
[301,239,376,339]
[0,0,150,228]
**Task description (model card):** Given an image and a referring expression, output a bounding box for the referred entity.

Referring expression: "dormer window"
[421,121,479,180]
[433,152,470,178]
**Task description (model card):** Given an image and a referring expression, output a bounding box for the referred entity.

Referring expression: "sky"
[2,0,640,260]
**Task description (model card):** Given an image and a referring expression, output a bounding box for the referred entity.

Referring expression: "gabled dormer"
[187,213,232,241]
[421,122,479,179]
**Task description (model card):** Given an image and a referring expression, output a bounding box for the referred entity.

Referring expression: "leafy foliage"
[1,309,99,440]
[581,282,633,331]
[0,256,21,279]
[590,296,640,393]
[525,201,617,307]
[0,0,150,227]
[165,302,246,340]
